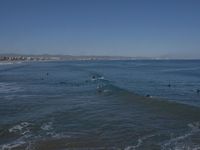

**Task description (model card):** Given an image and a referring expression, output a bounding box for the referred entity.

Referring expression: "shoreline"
[1,54,200,62]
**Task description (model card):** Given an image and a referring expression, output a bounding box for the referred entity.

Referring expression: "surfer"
[92,75,96,79]
[146,94,150,97]
[167,81,171,87]
[197,89,200,94]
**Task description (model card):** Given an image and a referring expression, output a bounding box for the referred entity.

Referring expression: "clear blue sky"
[0,0,200,58]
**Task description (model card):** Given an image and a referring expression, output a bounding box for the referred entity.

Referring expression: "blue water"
[0,60,200,150]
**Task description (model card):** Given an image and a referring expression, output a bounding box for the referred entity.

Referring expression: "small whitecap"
[124,134,155,150]
[9,122,31,133]
[98,76,105,80]
[1,140,26,150]
[188,122,200,132]
[41,122,53,131]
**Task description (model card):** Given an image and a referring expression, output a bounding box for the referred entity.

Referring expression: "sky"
[0,0,200,58]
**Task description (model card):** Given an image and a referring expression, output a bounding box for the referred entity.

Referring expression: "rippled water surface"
[0,60,200,150]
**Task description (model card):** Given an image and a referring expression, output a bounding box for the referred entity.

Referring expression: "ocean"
[0,60,200,150]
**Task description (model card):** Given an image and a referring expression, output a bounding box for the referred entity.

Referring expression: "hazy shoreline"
[0,55,135,63]
[1,54,200,63]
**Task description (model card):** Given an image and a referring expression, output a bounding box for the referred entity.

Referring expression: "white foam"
[1,140,26,150]
[9,125,24,133]
[162,122,200,150]
[98,76,105,80]
[162,132,193,148]
[188,122,200,132]
[124,134,155,150]
[91,76,105,81]
[41,122,53,131]
[9,122,31,134]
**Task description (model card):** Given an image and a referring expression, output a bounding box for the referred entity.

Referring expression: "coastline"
[1,54,200,62]
[0,61,23,65]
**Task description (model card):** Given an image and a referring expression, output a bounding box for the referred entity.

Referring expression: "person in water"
[167,81,171,87]
[197,89,200,94]
[146,94,151,97]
